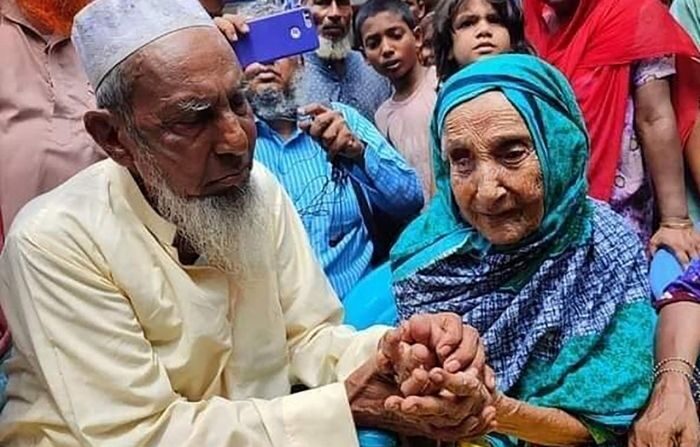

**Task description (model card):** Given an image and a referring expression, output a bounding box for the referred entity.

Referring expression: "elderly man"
[236,3,422,299]
[0,0,495,445]
[0,0,261,415]
[300,0,392,120]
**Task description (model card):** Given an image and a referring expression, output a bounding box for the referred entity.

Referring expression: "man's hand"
[629,373,700,447]
[366,314,498,441]
[347,348,496,442]
[213,13,249,42]
[298,104,365,161]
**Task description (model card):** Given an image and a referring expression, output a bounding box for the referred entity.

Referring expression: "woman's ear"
[84,110,136,169]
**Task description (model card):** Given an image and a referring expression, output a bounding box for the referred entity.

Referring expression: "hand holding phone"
[298,104,365,162]
[213,13,250,42]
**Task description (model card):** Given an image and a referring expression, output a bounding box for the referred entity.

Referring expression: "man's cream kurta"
[0,160,386,446]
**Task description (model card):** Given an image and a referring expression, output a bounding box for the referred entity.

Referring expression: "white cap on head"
[72,0,216,91]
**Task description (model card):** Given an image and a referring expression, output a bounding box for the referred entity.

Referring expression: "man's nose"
[328,1,341,20]
[214,112,250,158]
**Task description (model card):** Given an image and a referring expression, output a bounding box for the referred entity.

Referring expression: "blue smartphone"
[232,8,319,67]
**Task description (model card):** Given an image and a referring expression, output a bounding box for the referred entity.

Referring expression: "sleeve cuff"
[349,145,382,185]
[282,382,359,447]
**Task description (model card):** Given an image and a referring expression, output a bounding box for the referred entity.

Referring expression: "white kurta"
[0,159,387,446]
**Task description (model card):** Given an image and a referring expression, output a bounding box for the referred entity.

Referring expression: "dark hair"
[354,0,416,47]
[433,0,530,82]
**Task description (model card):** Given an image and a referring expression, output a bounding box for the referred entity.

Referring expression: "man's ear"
[84,110,136,169]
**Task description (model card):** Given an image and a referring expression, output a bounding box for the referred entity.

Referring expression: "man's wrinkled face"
[17,0,91,36]
[124,28,257,199]
[443,92,544,245]
[306,0,353,42]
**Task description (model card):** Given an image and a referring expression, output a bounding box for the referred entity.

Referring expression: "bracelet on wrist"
[660,217,694,230]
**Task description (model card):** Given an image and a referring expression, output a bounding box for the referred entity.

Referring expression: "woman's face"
[450,0,511,66]
[444,92,544,245]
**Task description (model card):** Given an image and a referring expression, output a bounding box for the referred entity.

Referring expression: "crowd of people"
[0,0,699,445]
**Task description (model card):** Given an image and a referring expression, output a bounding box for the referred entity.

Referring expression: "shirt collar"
[107,160,178,247]
[255,117,305,145]
[1,0,70,45]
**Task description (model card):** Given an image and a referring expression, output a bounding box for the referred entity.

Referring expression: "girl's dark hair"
[433,0,531,82]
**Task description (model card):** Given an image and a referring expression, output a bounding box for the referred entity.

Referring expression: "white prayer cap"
[72,0,216,90]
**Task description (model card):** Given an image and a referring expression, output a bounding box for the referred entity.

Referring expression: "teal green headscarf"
[391,54,594,287]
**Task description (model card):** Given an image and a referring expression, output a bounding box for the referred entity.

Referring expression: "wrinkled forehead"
[440,91,531,155]
[128,27,243,108]
[443,91,525,134]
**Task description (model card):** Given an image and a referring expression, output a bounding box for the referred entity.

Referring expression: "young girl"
[433,0,528,81]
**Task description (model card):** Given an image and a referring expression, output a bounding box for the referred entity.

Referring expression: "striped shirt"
[254,102,423,298]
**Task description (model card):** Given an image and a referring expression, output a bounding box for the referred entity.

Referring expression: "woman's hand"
[629,373,699,447]
[650,226,700,267]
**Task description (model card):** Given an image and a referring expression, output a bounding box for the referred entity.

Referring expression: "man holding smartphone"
[234,2,423,301]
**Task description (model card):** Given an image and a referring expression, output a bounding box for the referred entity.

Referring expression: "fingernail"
[446,359,460,373]
[438,346,451,357]
[431,371,444,383]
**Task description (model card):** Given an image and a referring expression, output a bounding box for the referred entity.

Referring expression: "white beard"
[316,35,352,60]
[135,149,268,280]
[245,68,303,121]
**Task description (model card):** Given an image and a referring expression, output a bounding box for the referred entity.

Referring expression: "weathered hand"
[373,314,498,441]
[629,373,699,447]
[347,352,496,442]
[298,103,365,161]
[650,226,700,267]
[398,313,491,384]
[213,13,250,42]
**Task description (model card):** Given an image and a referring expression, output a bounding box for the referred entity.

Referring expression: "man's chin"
[316,36,352,61]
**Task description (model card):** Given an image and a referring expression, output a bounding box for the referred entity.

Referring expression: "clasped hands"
[347,313,497,442]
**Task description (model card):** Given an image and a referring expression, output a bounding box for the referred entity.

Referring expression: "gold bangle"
[660,218,694,230]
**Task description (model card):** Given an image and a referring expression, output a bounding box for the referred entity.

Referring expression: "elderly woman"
[391,55,656,446]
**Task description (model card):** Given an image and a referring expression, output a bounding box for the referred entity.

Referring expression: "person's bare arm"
[635,78,700,264]
[493,394,592,446]
[629,302,700,447]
